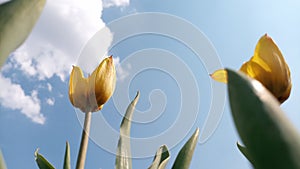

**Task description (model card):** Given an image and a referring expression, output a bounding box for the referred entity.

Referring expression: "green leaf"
[0,0,46,67]
[63,142,71,169]
[236,142,254,165]
[0,149,7,169]
[35,149,56,169]
[227,69,300,169]
[172,128,199,169]
[115,91,140,169]
[148,145,170,169]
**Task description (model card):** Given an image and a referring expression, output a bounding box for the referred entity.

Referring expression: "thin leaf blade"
[115,91,140,169]
[63,142,71,169]
[172,128,199,169]
[0,149,7,169]
[0,0,46,67]
[148,145,170,169]
[35,149,56,169]
[236,142,254,166]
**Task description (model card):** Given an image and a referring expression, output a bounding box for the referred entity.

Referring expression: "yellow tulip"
[69,56,116,112]
[211,34,291,103]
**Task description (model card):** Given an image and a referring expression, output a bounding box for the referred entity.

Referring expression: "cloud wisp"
[103,0,130,8]
[0,74,45,124]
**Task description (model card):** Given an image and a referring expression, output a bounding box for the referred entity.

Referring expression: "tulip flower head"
[69,56,116,113]
[211,34,291,103]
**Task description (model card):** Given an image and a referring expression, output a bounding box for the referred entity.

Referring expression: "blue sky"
[1,0,300,169]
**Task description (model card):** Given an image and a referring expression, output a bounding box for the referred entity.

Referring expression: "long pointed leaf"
[0,0,46,67]
[236,142,254,165]
[0,149,7,169]
[63,142,71,169]
[227,69,300,169]
[148,145,170,169]
[115,91,140,169]
[172,128,199,169]
[35,149,55,169]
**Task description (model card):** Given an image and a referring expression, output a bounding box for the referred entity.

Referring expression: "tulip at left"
[69,56,116,113]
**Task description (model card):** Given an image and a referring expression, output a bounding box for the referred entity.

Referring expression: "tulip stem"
[76,111,92,169]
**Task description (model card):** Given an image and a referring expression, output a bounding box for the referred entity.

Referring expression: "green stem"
[76,112,92,169]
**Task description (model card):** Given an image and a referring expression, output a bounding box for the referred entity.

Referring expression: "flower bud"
[240,34,291,103]
[211,34,291,103]
[69,56,116,112]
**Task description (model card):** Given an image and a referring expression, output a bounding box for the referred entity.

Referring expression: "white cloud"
[75,26,113,73]
[0,61,12,73]
[6,0,113,81]
[0,75,45,124]
[47,83,52,92]
[2,0,134,80]
[46,98,55,106]
[103,0,130,8]
[1,0,116,124]
[1,0,132,124]
[11,49,37,77]
[114,57,131,81]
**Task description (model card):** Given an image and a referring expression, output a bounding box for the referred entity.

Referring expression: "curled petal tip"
[210,69,228,83]
[108,55,114,64]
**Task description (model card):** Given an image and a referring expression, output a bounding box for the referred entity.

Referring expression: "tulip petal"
[69,66,89,112]
[240,60,271,84]
[86,71,99,112]
[210,69,228,83]
[94,56,116,110]
[239,34,291,103]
